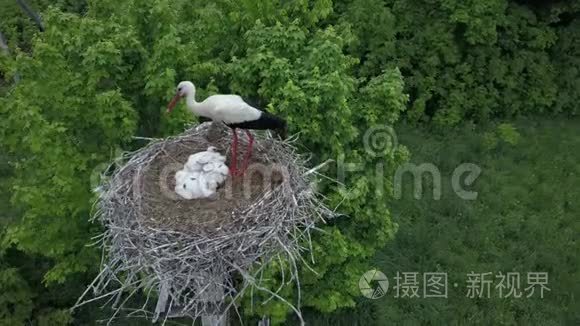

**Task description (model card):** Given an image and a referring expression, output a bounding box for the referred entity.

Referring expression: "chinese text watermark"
[359,270,550,300]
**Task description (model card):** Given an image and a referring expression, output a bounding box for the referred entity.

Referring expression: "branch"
[0,30,21,83]
[16,0,44,32]
[0,31,9,53]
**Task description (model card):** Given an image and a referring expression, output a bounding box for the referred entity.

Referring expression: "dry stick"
[0,30,20,83]
[16,0,44,31]
[72,267,111,309]
[0,1,43,84]
[230,262,305,326]
[0,31,8,52]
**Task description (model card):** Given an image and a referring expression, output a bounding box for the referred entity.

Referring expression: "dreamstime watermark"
[393,162,481,200]
[89,155,295,201]
[335,124,482,201]
[154,161,292,201]
[87,124,482,201]
[359,270,550,300]
[363,125,398,158]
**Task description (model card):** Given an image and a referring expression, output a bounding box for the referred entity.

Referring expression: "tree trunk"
[198,271,227,326]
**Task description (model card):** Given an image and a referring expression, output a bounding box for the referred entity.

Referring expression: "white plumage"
[184,146,225,171]
[167,81,287,176]
[175,171,203,200]
[167,82,262,125]
[174,147,229,199]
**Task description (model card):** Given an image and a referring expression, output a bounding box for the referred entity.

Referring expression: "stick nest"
[75,122,331,324]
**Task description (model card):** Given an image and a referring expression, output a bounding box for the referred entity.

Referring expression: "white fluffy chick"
[175,171,203,200]
[175,146,229,200]
[185,146,226,172]
[206,161,229,181]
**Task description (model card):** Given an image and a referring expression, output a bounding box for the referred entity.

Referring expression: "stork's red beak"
[166,93,182,113]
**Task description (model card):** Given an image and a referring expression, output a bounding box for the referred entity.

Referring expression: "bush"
[338,0,580,126]
[372,118,580,324]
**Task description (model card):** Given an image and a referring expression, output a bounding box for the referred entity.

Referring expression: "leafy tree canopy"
[0,0,407,323]
[0,0,578,324]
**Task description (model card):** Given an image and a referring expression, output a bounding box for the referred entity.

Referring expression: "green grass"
[367,118,580,325]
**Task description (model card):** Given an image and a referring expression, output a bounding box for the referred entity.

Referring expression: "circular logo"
[363,125,398,158]
[359,269,389,299]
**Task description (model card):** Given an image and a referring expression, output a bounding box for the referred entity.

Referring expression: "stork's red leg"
[240,130,254,175]
[230,128,238,177]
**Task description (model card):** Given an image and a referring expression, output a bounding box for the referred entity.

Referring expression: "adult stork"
[167,81,287,176]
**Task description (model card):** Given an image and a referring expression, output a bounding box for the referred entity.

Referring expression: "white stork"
[167,81,287,176]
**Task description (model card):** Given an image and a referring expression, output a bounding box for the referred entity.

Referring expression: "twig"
[0,30,21,83]
[0,31,8,52]
[16,0,44,31]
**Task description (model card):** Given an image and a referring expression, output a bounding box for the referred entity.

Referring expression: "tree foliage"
[0,0,408,323]
[338,0,580,126]
[372,118,580,325]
